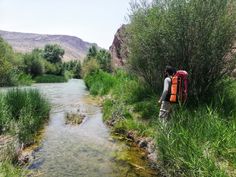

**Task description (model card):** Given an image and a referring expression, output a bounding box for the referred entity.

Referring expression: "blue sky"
[0,0,131,49]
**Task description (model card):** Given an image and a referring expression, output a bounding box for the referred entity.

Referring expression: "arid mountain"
[109,24,129,68]
[0,30,98,61]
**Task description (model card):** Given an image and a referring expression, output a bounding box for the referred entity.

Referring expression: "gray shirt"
[160,77,171,101]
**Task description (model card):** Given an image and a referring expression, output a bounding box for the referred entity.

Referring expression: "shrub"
[63,70,74,80]
[128,0,236,102]
[0,37,16,86]
[84,70,116,95]
[23,52,45,77]
[85,46,112,73]
[44,60,58,74]
[82,59,100,78]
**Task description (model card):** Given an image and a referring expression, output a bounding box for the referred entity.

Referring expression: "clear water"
[25,79,159,177]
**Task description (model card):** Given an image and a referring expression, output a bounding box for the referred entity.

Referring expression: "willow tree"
[127,0,236,102]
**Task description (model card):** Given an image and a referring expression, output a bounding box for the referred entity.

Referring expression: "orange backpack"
[170,70,188,103]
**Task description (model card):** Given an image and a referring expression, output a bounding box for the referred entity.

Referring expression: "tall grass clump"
[0,162,27,177]
[155,79,236,176]
[156,105,236,176]
[0,95,11,134]
[2,89,50,144]
[84,70,117,95]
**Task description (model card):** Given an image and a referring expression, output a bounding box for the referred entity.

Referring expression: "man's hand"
[158,99,162,104]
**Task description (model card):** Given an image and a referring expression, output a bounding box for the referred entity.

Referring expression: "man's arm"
[159,77,171,103]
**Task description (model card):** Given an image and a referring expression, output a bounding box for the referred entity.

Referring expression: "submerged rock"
[65,110,86,125]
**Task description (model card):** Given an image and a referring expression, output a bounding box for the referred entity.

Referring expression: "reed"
[1,88,50,144]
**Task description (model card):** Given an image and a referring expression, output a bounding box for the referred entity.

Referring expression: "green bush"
[82,59,100,78]
[16,73,33,86]
[23,52,45,77]
[63,70,74,80]
[84,70,116,95]
[128,0,236,102]
[61,60,82,79]
[0,37,16,86]
[85,46,112,73]
[44,60,58,74]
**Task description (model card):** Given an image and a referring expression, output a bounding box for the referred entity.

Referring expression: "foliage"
[82,59,100,77]
[156,105,236,176]
[23,51,45,77]
[84,70,116,95]
[61,60,82,78]
[87,45,98,59]
[96,49,112,72]
[128,0,236,102]
[43,44,64,63]
[0,162,27,177]
[0,89,50,143]
[85,46,112,73]
[43,60,59,75]
[34,74,67,83]
[0,37,16,86]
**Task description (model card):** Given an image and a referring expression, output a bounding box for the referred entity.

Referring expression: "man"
[158,66,175,121]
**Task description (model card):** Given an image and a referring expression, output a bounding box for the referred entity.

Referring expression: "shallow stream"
[26,79,158,177]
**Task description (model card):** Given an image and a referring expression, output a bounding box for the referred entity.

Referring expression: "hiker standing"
[158,66,175,121]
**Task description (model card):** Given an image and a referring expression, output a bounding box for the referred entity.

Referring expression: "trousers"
[159,101,171,120]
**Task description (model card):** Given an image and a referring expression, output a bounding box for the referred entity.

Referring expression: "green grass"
[0,162,27,177]
[85,70,236,177]
[0,89,50,144]
[156,106,236,176]
[84,70,117,95]
[34,74,67,83]
[0,88,50,176]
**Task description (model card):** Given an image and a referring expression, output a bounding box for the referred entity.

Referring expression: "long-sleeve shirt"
[160,77,171,102]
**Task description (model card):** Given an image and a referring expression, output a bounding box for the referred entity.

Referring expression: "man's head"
[165,66,175,77]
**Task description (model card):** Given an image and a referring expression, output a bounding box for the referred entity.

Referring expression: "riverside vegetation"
[0,37,82,86]
[83,0,236,176]
[0,89,50,176]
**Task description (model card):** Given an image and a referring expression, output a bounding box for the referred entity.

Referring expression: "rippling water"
[25,79,158,177]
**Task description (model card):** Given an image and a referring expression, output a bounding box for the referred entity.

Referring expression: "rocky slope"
[231,42,236,77]
[0,30,98,61]
[109,24,129,67]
